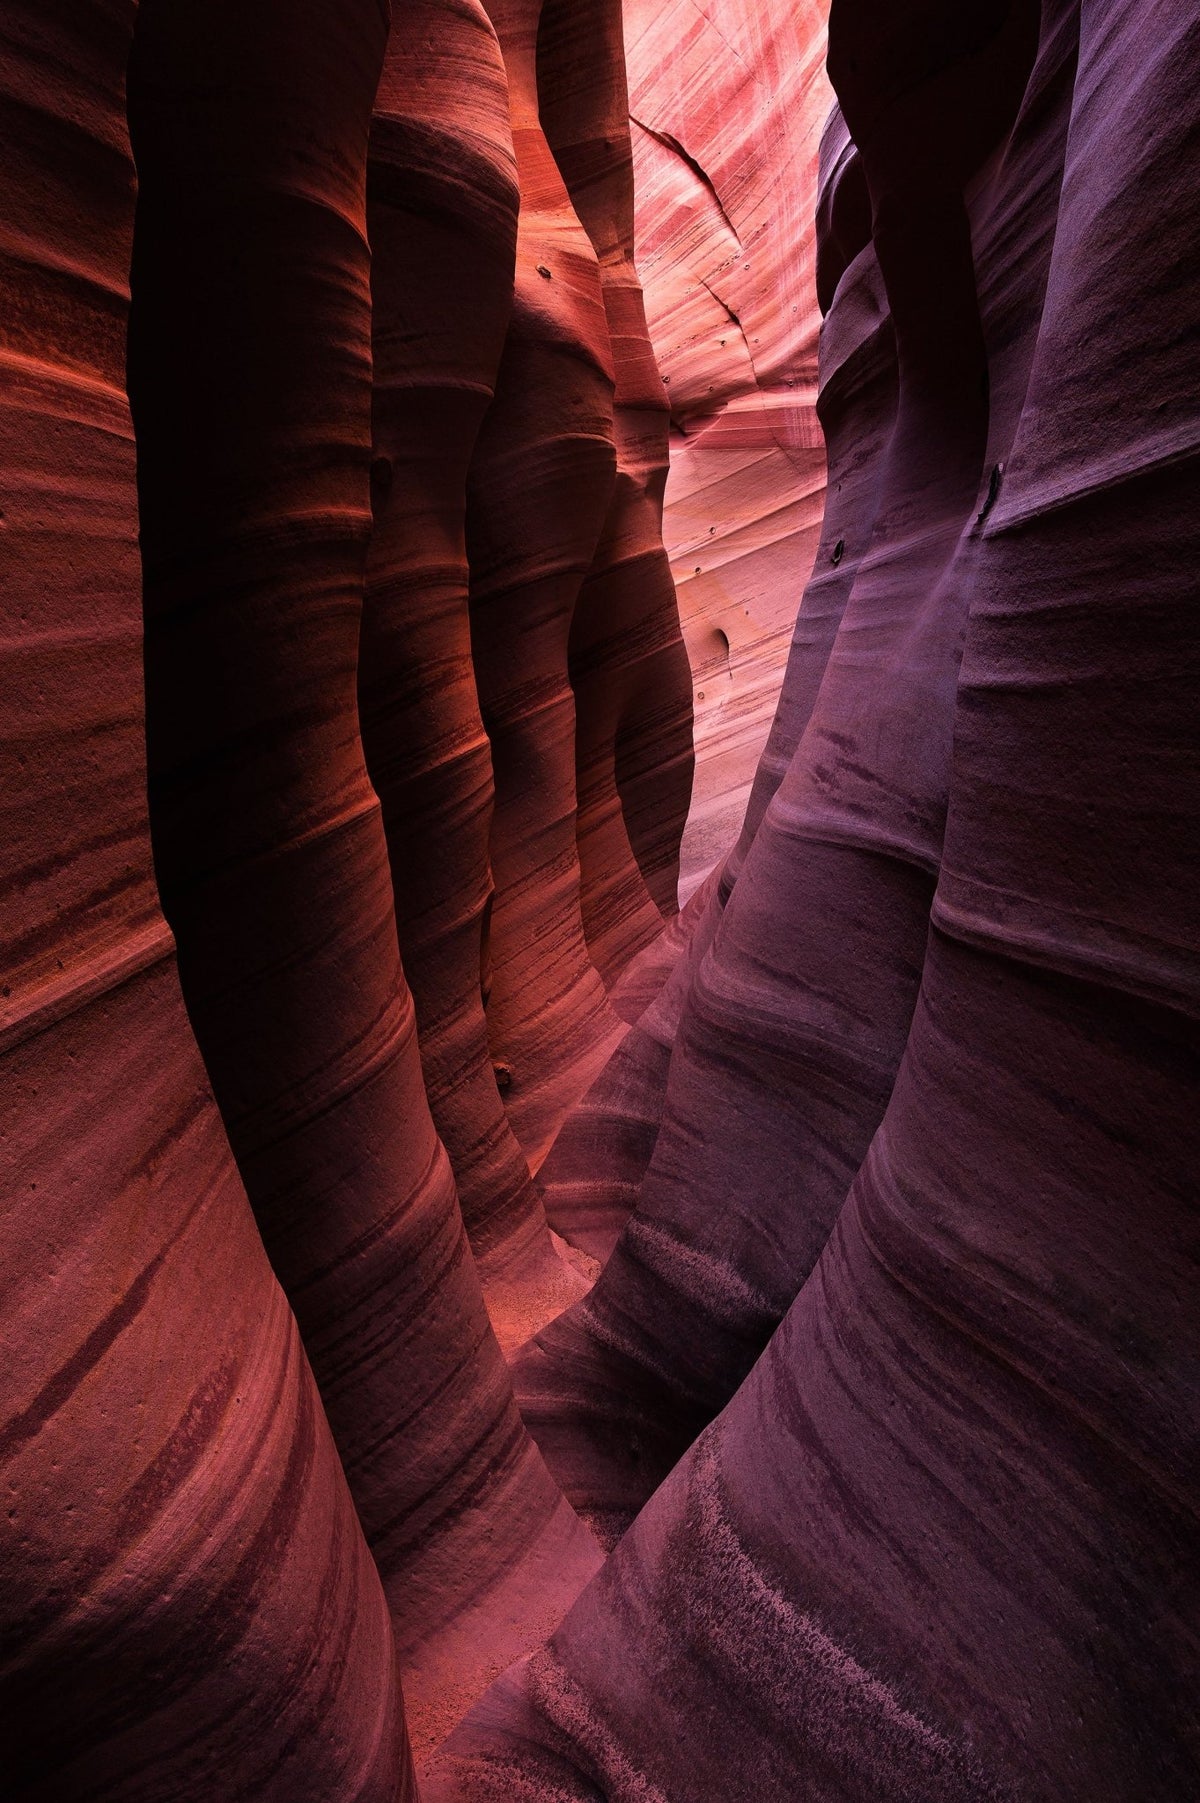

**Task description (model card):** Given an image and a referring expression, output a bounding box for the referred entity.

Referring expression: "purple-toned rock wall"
[431,2,1200,1797]
[2,0,1196,1796]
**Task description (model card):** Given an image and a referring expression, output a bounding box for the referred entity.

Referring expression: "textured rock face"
[625,0,833,897]
[515,0,1049,1542]
[539,0,694,969]
[360,0,531,1272]
[2,0,681,1783]
[433,0,1199,1795]
[358,0,596,1360]
[464,0,626,1178]
[5,0,1199,1798]
[126,0,606,1758]
[466,0,692,1171]
[0,5,410,1795]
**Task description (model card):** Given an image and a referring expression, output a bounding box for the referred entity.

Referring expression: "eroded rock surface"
[4,0,1197,1798]
[2,0,680,1779]
[0,6,411,1793]
[431,0,1200,1796]
[625,0,833,898]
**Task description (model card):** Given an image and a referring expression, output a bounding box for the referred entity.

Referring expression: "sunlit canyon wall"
[626,0,832,897]
[1,0,683,1782]
[1,0,1196,1800]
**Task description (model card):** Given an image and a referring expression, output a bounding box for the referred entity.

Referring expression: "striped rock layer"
[625,0,833,899]
[125,0,620,1758]
[2,0,691,1785]
[431,0,1200,1796]
[6,0,1198,1797]
[539,0,695,974]
[359,0,596,1358]
[517,0,1052,1540]
[465,0,693,1177]
[0,3,411,1795]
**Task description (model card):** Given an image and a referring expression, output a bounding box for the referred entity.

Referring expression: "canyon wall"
[0,4,412,1794]
[432,0,1200,1796]
[625,0,832,897]
[1,0,681,1783]
[3,0,1198,1798]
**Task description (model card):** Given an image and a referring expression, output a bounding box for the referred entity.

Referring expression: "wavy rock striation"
[431,0,1200,1795]
[538,0,694,972]
[0,5,411,1794]
[626,0,833,898]
[7,0,1197,1795]
[513,0,1051,1546]
[126,0,599,1757]
[358,0,591,1352]
[463,0,627,1172]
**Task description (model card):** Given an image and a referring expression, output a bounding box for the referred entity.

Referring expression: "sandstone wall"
[2,1,1196,1798]
[432,2,1200,1795]
[624,0,832,896]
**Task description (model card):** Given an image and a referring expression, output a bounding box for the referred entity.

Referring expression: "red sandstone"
[2,0,1196,1798]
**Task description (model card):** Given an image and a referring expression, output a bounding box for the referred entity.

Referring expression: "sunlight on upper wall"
[623,0,833,899]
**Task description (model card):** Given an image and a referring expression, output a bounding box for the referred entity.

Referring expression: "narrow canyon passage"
[1,1,1196,1799]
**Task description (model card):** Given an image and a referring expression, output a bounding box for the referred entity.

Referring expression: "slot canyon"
[0,0,1196,1796]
